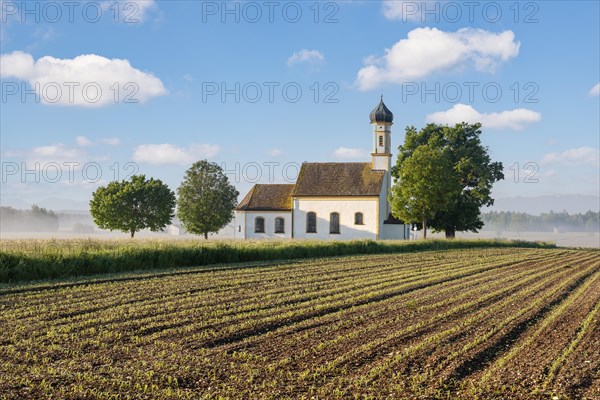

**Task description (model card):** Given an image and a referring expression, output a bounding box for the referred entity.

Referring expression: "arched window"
[330,212,340,234]
[354,212,364,225]
[379,135,384,147]
[254,217,265,233]
[306,212,317,233]
[274,217,285,233]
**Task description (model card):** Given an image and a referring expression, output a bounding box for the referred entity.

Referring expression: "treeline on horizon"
[0,206,59,232]
[1,206,599,234]
[481,210,599,233]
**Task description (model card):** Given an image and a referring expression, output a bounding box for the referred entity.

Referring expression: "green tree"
[177,160,239,239]
[392,123,504,238]
[90,175,176,238]
[390,143,461,239]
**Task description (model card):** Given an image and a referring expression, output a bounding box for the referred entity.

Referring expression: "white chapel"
[234,98,410,240]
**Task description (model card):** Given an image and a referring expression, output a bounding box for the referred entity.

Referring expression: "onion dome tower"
[369,96,393,171]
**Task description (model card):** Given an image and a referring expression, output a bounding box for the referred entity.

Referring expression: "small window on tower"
[379,135,384,147]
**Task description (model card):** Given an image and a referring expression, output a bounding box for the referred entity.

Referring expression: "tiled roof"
[235,184,295,211]
[293,163,384,197]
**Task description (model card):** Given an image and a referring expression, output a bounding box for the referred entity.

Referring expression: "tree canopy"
[391,123,504,238]
[177,160,239,239]
[90,175,176,238]
[390,142,461,239]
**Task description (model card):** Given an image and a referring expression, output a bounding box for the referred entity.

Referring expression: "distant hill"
[489,195,599,215]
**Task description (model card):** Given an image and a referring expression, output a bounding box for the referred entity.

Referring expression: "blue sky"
[1,0,599,210]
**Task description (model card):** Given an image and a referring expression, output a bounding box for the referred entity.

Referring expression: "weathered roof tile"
[293,163,384,197]
[235,184,295,211]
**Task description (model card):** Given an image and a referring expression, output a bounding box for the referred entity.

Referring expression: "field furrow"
[0,247,597,399]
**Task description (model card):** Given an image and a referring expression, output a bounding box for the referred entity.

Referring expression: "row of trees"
[0,205,59,232]
[390,123,504,239]
[90,161,238,238]
[482,211,600,233]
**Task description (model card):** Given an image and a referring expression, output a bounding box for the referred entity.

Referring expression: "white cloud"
[4,141,114,168]
[0,51,167,107]
[589,83,600,96]
[355,27,520,90]
[287,49,325,67]
[30,144,83,161]
[332,147,370,160]
[267,148,283,157]
[23,144,88,170]
[541,147,599,167]
[133,143,220,165]
[426,104,541,130]
[76,136,94,147]
[1,51,34,77]
[76,136,121,147]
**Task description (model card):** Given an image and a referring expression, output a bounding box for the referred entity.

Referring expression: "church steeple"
[369,95,394,124]
[370,96,393,171]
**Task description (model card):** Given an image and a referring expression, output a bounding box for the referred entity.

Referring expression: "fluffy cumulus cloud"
[132,143,220,165]
[332,147,370,160]
[0,51,167,107]
[589,83,600,96]
[541,147,599,167]
[356,27,520,90]
[426,104,541,130]
[287,49,325,67]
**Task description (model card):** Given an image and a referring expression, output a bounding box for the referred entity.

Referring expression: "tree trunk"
[422,218,427,240]
[204,232,208,240]
[445,226,456,239]
[130,230,135,238]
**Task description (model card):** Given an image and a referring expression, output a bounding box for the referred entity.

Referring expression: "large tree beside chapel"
[391,122,504,238]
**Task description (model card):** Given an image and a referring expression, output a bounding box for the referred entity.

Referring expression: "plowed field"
[1,248,598,399]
